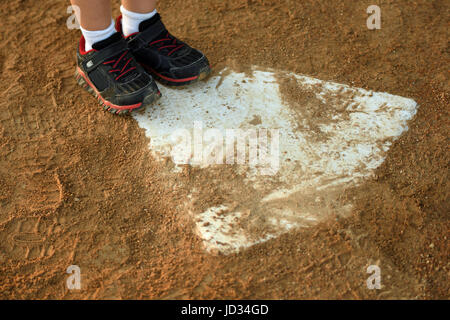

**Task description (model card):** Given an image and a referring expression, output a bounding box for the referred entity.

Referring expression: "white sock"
[80,19,116,51]
[120,5,158,37]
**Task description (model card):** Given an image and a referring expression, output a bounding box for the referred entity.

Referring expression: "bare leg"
[70,0,112,31]
[121,0,157,13]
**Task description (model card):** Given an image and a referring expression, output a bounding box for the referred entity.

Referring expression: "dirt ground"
[0,0,448,299]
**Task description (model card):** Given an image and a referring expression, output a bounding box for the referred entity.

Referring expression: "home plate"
[133,67,418,254]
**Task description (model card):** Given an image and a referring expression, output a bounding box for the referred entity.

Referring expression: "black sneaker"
[116,14,211,86]
[75,32,161,115]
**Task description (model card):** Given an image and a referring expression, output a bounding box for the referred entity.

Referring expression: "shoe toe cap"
[172,54,210,79]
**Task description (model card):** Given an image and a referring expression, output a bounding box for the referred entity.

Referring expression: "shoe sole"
[75,67,161,116]
[142,64,212,87]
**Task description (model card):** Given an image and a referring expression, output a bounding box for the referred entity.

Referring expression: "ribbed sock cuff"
[120,5,158,37]
[80,19,116,51]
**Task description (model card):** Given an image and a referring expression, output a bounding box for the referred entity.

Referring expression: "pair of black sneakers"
[75,13,211,115]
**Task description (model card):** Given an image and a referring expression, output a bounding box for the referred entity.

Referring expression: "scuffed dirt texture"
[0,0,448,299]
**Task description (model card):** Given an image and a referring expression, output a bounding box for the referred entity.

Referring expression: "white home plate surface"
[133,67,418,254]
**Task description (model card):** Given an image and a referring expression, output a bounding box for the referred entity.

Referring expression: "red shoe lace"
[149,32,184,57]
[103,50,136,81]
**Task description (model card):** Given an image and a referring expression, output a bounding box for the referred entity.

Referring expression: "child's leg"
[70,0,115,51]
[122,0,157,14]
[71,0,111,30]
[120,0,158,37]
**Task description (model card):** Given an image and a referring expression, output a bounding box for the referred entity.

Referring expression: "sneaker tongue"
[92,32,138,83]
[92,32,123,50]
[138,13,162,32]
[138,13,186,58]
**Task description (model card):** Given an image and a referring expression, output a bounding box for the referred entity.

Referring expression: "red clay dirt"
[0,0,448,299]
